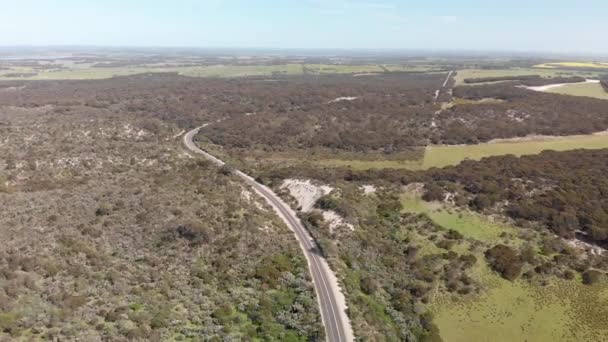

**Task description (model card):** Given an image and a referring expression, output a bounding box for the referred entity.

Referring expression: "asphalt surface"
[184,127,353,342]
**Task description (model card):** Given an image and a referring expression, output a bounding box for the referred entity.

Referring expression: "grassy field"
[535,61,608,69]
[0,63,405,80]
[0,64,303,80]
[401,194,516,243]
[544,82,608,100]
[313,132,608,171]
[433,272,608,342]
[454,68,602,85]
[420,133,608,169]
[401,193,608,342]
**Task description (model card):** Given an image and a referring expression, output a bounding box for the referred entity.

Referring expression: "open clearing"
[433,273,608,342]
[535,61,608,69]
[401,194,515,243]
[314,131,608,170]
[543,81,608,100]
[401,194,608,342]
[420,132,608,169]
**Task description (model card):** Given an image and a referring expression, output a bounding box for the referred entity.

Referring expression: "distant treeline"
[601,78,608,92]
[3,72,38,78]
[464,75,585,86]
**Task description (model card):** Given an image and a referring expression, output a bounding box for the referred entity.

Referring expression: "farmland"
[309,131,608,170]
[0,62,441,80]
[535,61,608,69]
[543,81,608,100]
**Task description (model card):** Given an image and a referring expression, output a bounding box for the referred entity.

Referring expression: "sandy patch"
[282,179,354,233]
[0,85,26,92]
[360,184,377,195]
[523,79,599,92]
[328,96,359,104]
[353,73,380,77]
[402,182,425,195]
[281,179,333,212]
[566,239,604,256]
[322,210,355,232]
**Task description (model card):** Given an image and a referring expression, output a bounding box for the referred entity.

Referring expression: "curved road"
[184,127,354,342]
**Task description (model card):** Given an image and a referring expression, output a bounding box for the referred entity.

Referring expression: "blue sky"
[1,0,607,54]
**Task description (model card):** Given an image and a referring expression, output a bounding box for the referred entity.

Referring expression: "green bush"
[485,244,523,281]
[582,270,605,285]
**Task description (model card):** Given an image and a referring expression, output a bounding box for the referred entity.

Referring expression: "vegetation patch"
[400,192,608,342]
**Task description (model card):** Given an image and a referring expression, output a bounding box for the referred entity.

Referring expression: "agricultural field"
[312,132,608,170]
[543,81,608,100]
[535,61,608,69]
[0,62,434,80]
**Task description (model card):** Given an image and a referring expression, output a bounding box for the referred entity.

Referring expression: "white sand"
[282,179,355,233]
[281,179,333,212]
[360,184,377,194]
[524,79,599,92]
[328,96,359,104]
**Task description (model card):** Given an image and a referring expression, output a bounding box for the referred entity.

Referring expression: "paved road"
[184,127,353,342]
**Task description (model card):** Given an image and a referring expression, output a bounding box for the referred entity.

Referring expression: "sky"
[1,0,607,55]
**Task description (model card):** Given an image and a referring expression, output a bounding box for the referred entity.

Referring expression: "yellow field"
[535,61,608,69]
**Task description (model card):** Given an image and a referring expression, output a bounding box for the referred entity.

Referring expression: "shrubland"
[0,104,322,340]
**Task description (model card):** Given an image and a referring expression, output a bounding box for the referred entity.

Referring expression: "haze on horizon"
[1,0,607,56]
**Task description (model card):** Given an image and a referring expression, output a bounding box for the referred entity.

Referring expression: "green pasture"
[544,82,608,100]
[315,133,608,171]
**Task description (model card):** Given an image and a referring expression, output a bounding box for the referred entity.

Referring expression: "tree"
[218,164,233,176]
[582,270,605,285]
[485,244,523,281]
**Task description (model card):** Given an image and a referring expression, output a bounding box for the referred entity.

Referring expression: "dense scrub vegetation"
[435,83,608,144]
[288,186,479,341]
[4,71,606,156]
[0,106,322,340]
[199,73,444,153]
[417,149,608,247]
